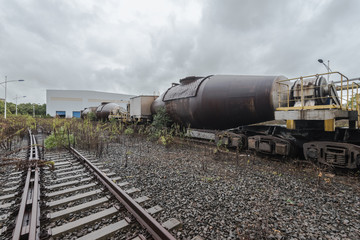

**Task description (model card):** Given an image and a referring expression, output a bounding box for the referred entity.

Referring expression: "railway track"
[0,134,29,237]
[0,131,179,240]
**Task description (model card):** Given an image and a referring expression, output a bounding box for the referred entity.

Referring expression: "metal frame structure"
[275,72,360,131]
[275,72,358,110]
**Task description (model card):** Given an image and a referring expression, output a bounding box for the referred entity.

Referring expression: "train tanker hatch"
[303,141,360,169]
[274,72,359,132]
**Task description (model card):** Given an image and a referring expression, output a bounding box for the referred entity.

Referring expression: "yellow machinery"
[108,105,130,123]
[275,72,360,131]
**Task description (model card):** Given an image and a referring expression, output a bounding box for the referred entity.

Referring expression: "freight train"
[81,95,158,122]
[83,72,360,169]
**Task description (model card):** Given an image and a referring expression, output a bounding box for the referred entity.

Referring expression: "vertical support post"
[300,77,304,109]
[286,120,296,130]
[4,76,7,119]
[287,84,289,107]
[357,93,360,128]
[15,96,18,115]
[341,75,343,109]
[327,60,330,82]
[351,83,354,110]
[278,82,281,108]
[347,76,349,110]
[324,119,335,132]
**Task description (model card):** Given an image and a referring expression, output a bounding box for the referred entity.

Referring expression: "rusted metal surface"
[163,76,207,101]
[12,130,40,240]
[248,135,292,156]
[152,75,288,130]
[12,168,31,240]
[69,147,176,240]
[185,129,247,149]
[29,167,40,239]
[303,141,360,169]
[216,131,247,149]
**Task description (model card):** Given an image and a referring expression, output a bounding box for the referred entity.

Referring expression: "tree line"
[0,101,46,117]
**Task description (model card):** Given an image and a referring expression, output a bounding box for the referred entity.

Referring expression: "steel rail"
[28,132,40,240]
[29,167,40,239]
[12,168,31,240]
[69,147,176,240]
[12,130,40,240]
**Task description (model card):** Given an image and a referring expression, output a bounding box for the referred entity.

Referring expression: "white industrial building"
[46,90,135,118]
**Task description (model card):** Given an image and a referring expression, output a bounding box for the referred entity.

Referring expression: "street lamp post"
[318,59,332,81]
[0,76,25,119]
[14,95,26,115]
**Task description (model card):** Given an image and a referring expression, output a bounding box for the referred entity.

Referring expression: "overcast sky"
[1,0,360,104]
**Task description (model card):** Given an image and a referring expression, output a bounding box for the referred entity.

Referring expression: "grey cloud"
[191,0,360,78]
[202,0,290,32]
[1,0,360,104]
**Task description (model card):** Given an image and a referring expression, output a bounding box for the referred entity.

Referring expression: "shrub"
[87,112,97,121]
[124,127,134,135]
[44,127,75,149]
[151,107,171,130]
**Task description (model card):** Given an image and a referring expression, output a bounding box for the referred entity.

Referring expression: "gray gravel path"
[91,136,360,239]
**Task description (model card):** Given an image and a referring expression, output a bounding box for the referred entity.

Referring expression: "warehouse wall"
[46,90,134,118]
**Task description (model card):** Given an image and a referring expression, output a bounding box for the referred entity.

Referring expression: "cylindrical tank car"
[96,102,121,121]
[151,75,289,130]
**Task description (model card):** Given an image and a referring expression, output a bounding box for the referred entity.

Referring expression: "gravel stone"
[93,135,360,239]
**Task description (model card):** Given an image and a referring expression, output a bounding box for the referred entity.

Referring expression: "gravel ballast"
[82,136,359,239]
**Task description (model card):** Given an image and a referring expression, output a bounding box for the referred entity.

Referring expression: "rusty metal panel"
[275,143,288,155]
[259,141,272,153]
[248,135,292,156]
[186,129,216,140]
[248,138,257,150]
[163,76,208,101]
[230,137,240,147]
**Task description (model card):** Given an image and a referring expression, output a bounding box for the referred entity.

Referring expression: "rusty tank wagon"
[151,75,289,130]
[151,73,360,170]
[96,102,121,121]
